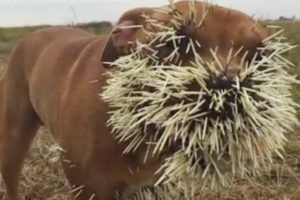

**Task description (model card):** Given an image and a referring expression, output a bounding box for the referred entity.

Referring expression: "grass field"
[0,21,300,199]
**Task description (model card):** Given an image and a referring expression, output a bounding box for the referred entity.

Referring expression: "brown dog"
[0,1,268,200]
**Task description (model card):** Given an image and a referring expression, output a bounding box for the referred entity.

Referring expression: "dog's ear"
[101,20,136,68]
[101,8,153,68]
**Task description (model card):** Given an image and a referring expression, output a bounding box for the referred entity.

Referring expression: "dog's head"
[101,0,297,193]
[101,1,269,77]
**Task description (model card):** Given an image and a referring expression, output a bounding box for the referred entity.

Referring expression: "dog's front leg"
[0,47,41,200]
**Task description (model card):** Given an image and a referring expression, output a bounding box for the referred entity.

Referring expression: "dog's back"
[1,27,103,131]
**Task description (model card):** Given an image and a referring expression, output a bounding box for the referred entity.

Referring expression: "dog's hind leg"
[0,46,41,200]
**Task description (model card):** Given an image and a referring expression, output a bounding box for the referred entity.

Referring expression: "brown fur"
[0,1,268,200]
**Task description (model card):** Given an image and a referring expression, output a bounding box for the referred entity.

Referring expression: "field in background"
[0,21,299,199]
[0,22,111,64]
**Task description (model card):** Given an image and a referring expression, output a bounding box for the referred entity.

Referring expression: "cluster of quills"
[102,0,299,198]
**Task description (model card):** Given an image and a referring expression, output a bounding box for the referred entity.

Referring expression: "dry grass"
[0,21,300,199]
[0,129,299,200]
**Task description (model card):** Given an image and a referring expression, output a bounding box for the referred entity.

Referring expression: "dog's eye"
[246,42,266,63]
[255,50,264,61]
[156,41,176,61]
[251,43,270,72]
[255,42,266,61]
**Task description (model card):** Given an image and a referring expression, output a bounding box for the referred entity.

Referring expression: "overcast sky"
[0,0,298,27]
